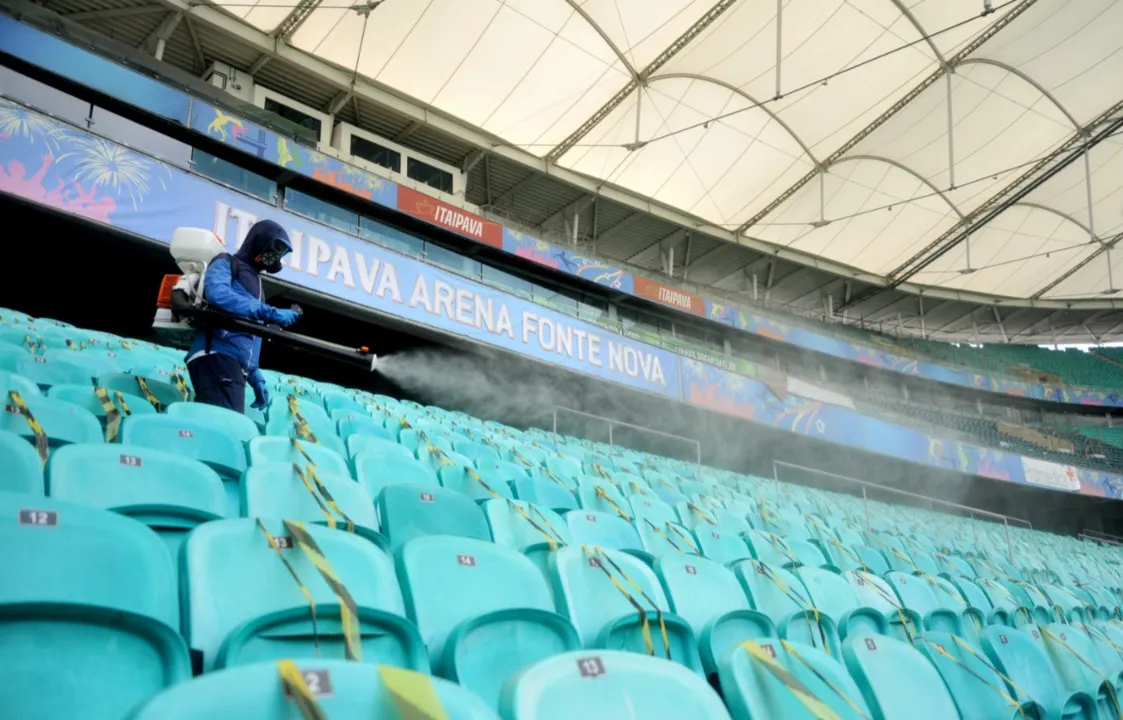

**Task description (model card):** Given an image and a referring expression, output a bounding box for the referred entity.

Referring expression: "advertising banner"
[633,276,705,316]
[397,187,502,248]
[1021,457,1081,492]
[0,100,681,400]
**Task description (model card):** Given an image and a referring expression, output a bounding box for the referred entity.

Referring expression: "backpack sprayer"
[152,227,379,371]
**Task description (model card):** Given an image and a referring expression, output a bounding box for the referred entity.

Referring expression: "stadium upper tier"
[5,309,1123,719]
[3,15,1123,410]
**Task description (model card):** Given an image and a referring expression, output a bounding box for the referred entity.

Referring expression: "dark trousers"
[187,353,246,414]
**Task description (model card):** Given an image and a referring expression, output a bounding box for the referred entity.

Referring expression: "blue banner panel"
[0,15,190,124]
[0,100,681,400]
[679,358,1123,499]
[502,228,634,294]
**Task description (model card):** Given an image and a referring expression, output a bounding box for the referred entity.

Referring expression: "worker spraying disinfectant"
[153,225,381,406]
[183,219,301,413]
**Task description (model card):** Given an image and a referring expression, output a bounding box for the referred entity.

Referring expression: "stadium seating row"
[3,307,1123,719]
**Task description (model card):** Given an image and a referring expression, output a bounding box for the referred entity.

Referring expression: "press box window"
[351,135,401,173]
[263,97,322,140]
[407,158,454,194]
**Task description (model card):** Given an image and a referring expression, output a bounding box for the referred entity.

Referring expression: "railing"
[772,460,1032,563]
[1078,529,1123,547]
[551,406,702,480]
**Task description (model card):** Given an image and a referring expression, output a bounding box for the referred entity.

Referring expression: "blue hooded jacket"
[186,219,292,381]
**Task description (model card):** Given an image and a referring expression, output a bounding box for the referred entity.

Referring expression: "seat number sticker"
[178,429,193,438]
[685,566,697,575]
[999,634,1008,644]
[419,492,434,503]
[283,669,332,698]
[577,657,605,678]
[120,454,143,467]
[457,554,476,567]
[270,536,294,550]
[865,638,877,651]
[19,509,58,526]
[760,643,776,658]
[586,514,596,522]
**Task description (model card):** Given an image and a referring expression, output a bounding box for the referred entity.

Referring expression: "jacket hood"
[236,219,291,264]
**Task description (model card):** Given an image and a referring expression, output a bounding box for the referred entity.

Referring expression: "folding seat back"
[377,484,490,553]
[347,434,410,461]
[439,464,514,503]
[397,536,580,708]
[0,369,40,398]
[694,527,753,566]
[1036,623,1120,718]
[0,391,101,455]
[843,570,922,643]
[565,510,643,553]
[0,494,190,718]
[132,660,500,719]
[98,372,187,409]
[843,634,961,720]
[267,395,330,427]
[50,443,226,558]
[918,631,1030,720]
[506,443,546,467]
[548,546,702,673]
[719,640,870,720]
[242,463,380,544]
[337,414,394,440]
[636,518,701,560]
[545,455,582,483]
[0,428,43,494]
[977,577,1022,625]
[746,530,802,568]
[656,554,773,673]
[485,499,570,559]
[0,350,95,387]
[1041,583,1092,624]
[500,651,729,720]
[510,475,578,513]
[451,439,499,465]
[164,401,259,443]
[321,392,365,414]
[577,479,631,520]
[853,545,891,575]
[354,452,438,501]
[629,495,677,526]
[886,571,963,637]
[735,559,840,660]
[980,625,1097,720]
[122,415,247,480]
[183,519,425,672]
[467,457,521,482]
[797,567,888,640]
[937,553,978,578]
[248,436,351,478]
[48,384,156,438]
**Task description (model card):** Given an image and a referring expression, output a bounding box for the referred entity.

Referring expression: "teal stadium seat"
[565,510,645,554]
[510,475,579,513]
[248,436,352,479]
[354,451,438,499]
[347,434,413,460]
[548,545,703,673]
[97,372,187,409]
[376,484,491,553]
[886,570,963,637]
[0,347,95,387]
[917,631,1035,720]
[719,639,870,720]
[182,518,425,672]
[166,402,260,444]
[242,462,380,545]
[695,526,754,566]
[0,368,42,397]
[845,569,923,643]
[337,414,395,441]
[48,384,156,434]
[122,415,248,515]
[0,392,102,452]
[500,650,731,720]
[439,464,515,503]
[796,567,889,640]
[979,625,1097,719]
[655,553,774,675]
[396,536,581,708]
[49,443,225,559]
[843,633,962,720]
[0,427,44,494]
[735,559,842,660]
[131,660,499,719]
[0,493,190,719]
[484,498,570,579]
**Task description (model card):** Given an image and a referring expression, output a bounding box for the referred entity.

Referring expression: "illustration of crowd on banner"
[3,13,1119,410]
[2,93,1123,499]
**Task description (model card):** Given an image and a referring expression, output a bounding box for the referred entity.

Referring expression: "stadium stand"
[5,308,1123,719]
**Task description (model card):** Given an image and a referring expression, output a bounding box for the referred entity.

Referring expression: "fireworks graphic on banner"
[58,134,169,210]
[0,99,62,150]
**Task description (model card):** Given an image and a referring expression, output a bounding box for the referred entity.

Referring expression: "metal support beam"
[682,232,693,279]
[394,121,424,143]
[141,11,182,61]
[183,15,206,72]
[487,171,540,209]
[993,306,1008,343]
[248,54,271,75]
[545,0,738,163]
[63,5,166,21]
[595,212,644,244]
[626,227,687,264]
[460,149,485,174]
[326,90,353,116]
[538,194,596,231]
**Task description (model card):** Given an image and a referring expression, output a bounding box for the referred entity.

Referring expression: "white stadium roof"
[20,0,1123,342]
[211,0,1123,300]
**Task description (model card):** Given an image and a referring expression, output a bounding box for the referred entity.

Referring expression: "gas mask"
[253,237,290,274]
